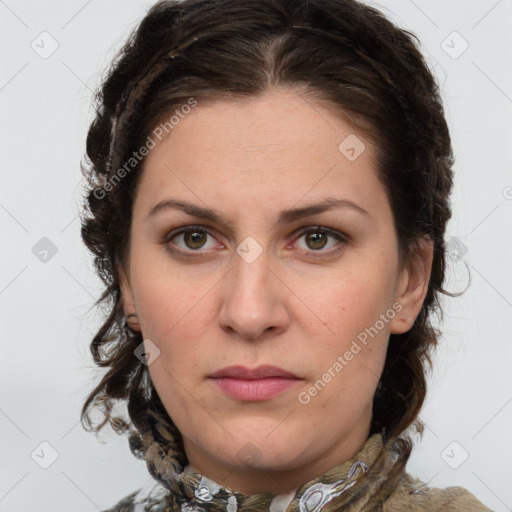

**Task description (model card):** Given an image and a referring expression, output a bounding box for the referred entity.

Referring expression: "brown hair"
[79,0,455,477]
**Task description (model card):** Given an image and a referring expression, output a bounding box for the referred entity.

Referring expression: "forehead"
[133,88,385,219]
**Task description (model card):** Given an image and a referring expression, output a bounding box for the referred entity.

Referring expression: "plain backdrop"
[1,0,511,511]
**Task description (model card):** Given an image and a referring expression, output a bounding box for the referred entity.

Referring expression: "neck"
[182,421,371,494]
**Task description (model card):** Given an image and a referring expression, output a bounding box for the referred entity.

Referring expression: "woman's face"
[120,88,431,493]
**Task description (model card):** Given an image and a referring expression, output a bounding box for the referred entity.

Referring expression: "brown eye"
[295,227,348,255]
[304,231,329,250]
[166,226,217,253]
[182,230,208,249]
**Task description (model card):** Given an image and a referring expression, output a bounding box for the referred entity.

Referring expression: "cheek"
[139,280,211,418]
[305,285,389,421]
[303,272,393,398]
[133,263,210,362]
[130,241,199,326]
[312,269,395,342]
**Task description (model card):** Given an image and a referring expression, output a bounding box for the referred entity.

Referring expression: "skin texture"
[119,87,433,494]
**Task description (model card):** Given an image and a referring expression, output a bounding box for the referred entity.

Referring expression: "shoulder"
[101,482,170,512]
[426,484,493,512]
[383,473,493,511]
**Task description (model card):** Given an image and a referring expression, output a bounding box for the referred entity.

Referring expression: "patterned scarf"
[125,402,411,512]
[117,401,493,512]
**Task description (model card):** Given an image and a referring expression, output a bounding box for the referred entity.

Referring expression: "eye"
[162,225,349,258]
[293,226,349,255]
[165,225,218,254]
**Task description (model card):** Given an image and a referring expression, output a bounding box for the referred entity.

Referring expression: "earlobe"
[390,237,434,335]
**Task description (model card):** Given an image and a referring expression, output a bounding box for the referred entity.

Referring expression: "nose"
[217,245,289,341]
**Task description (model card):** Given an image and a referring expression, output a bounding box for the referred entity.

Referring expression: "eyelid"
[162,224,350,256]
[163,225,221,255]
[292,226,349,256]
[294,225,348,241]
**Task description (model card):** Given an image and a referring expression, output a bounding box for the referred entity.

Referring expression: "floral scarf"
[104,404,492,512]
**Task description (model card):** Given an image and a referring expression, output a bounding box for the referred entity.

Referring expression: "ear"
[119,265,141,332]
[390,237,434,335]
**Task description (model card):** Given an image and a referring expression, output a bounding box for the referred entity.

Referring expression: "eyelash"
[162,224,350,258]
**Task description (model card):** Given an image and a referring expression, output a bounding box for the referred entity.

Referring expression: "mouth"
[208,365,303,401]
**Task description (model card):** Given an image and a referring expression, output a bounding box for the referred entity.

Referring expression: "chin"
[204,426,307,470]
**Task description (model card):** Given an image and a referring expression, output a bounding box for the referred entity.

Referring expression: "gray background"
[1,0,511,511]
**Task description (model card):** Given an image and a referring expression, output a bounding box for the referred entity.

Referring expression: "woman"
[79,0,492,510]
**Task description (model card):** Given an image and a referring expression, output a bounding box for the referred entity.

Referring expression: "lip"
[209,365,299,379]
[208,365,302,401]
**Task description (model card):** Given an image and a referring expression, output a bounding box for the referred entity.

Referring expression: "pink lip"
[208,365,302,401]
[209,365,299,379]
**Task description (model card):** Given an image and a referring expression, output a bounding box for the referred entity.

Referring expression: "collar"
[129,402,403,512]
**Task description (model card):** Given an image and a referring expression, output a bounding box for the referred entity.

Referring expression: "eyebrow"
[147,196,369,226]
